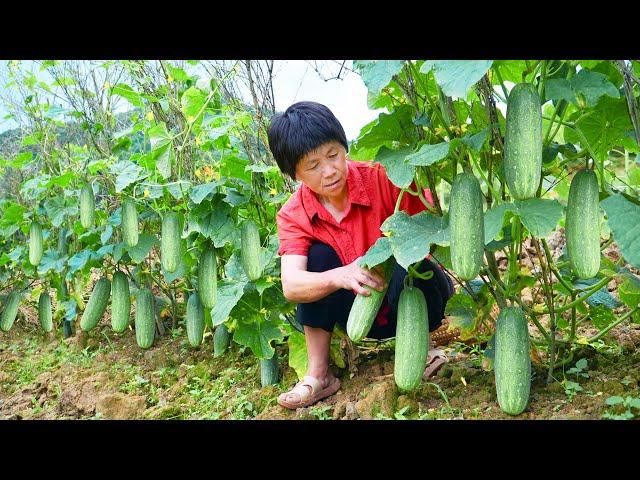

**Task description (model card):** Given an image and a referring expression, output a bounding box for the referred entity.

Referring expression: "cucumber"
[494,306,531,416]
[394,285,429,392]
[186,292,205,348]
[1,291,21,332]
[161,212,181,273]
[504,83,542,200]
[135,288,155,349]
[213,323,230,357]
[449,172,485,280]
[566,169,600,279]
[121,199,139,247]
[58,228,68,256]
[38,292,53,333]
[80,183,95,229]
[260,352,279,387]
[241,219,262,281]
[346,257,395,342]
[80,277,111,331]
[29,221,43,266]
[198,248,217,310]
[111,271,131,333]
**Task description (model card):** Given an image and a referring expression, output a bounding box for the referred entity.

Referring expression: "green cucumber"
[80,183,95,229]
[80,277,111,331]
[1,291,21,332]
[260,352,279,387]
[394,285,429,392]
[566,169,600,279]
[135,288,155,349]
[241,219,262,281]
[186,292,205,347]
[161,212,181,273]
[121,199,139,247]
[29,221,43,266]
[38,292,53,333]
[198,249,217,310]
[346,257,395,342]
[111,271,131,333]
[504,83,542,200]
[213,323,230,357]
[449,172,485,280]
[494,306,531,416]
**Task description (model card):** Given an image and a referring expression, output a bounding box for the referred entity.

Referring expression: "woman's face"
[294,141,348,201]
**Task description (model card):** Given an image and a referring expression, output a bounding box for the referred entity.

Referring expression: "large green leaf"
[189,181,221,204]
[181,86,208,124]
[195,206,237,248]
[233,316,284,360]
[354,60,405,100]
[350,105,416,159]
[359,236,393,269]
[374,146,414,189]
[46,172,75,188]
[11,152,34,168]
[0,203,26,237]
[126,234,158,263]
[492,60,529,84]
[67,250,99,274]
[44,196,78,228]
[287,329,308,381]
[616,270,640,323]
[570,69,619,107]
[546,79,577,104]
[211,280,247,326]
[111,84,143,107]
[38,250,67,275]
[589,305,616,330]
[152,143,173,179]
[406,141,451,167]
[421,60,493,98]
[565,97,632,162]
[381,211,449,269]
[111,161,144,192]
[444,293,477,339]
[601,194,640,269]
[484,199,564,242]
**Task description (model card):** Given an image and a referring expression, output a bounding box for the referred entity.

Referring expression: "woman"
[267,101,454,409]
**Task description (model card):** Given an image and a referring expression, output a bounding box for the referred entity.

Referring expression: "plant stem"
[541,238,574,294]
[541,275,612,314]
[532,237,557,383]
[589,306,640,342]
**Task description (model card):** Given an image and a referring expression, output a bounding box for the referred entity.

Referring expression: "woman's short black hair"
[267,101,349,178]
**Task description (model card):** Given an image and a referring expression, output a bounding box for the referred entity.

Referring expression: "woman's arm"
[281,254,386,304]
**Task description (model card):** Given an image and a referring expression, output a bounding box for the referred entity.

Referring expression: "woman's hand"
[335,257,387,296]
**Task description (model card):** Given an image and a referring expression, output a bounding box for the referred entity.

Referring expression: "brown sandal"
[278,375,341,409]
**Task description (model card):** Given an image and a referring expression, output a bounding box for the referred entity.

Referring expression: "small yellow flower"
[187,115,195,123]
[577,336,589,345]
[195,168,202,179]
[259,308,267,315]
[195,136,202,146]
[103,81,111,90]
[143,189,150,198]
[167,75,174,84]
[146,111,154,121]
[266,276,273,283]
[269,188,277,196]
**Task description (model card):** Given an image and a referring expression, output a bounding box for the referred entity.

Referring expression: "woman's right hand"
[335,256,387,296]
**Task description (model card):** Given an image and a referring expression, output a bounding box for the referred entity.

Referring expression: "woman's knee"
[306,242,343,272]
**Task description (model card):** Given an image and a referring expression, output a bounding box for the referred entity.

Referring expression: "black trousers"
[296,242,455,340]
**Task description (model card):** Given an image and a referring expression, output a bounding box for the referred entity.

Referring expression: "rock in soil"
[354,380,398,419]
[95,393,147,420]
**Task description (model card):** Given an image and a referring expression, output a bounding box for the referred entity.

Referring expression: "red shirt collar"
[300,160,371,223]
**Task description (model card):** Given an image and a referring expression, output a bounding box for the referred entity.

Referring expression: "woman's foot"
[278,373,341,409]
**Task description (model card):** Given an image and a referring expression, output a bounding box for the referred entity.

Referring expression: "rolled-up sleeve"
[276,210,313,257]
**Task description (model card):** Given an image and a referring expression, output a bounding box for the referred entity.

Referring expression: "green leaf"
[110,161,143,192]
[100,224,113,244]
[111,83,143,107]
[565,97,632,162]
[589,305,616,330]
[350,106,417,159]
[444,293,477,339]
[148,123,172,148]
[152,143,173,179]
[605,396,624,406]
[513,198,564,238]
[461,128,489,152]
[195,205,237,248]
[181,87,207,124]
[492,60,529,84]
[546,79,577,104]
[406,141,450,167]
[233,316,284,360]
[46,172,75,188]
[359,236,393,269]
[126,234,158,263]
[67,250,99,273]
[38,250,67,275]
[0,203,26,237]
[374,146,415,189]
[189,181,221,204]
[431,245,452,270]
[586,288,621,309]
[484,199,564,242]
[211,280,247,326]
[571,69,619,107]
[617,270,640,313]
[355,60,405,98]
[44,196,78,228]
[223,188,250,207]
[287,329,308,381]
[11,152,34,168]
[421,60,493,98]
[601,194,640,269]
[166,181,191,200]
[381,211,449,270]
